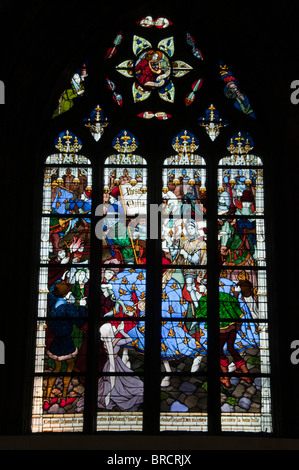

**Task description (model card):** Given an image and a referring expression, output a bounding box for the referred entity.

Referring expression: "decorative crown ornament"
[54,130,83,155]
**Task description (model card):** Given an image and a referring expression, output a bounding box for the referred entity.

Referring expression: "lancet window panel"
[96,130,147,431]
[32,131,92,433]
[216,131,272,433]
[159,130,208,432]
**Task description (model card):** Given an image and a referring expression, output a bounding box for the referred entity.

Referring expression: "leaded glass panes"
[116,35,191,103]
[96,130,146,431]
[32,131,91,433]
[217,132,272,432]
[219,61,256,119]
[160,131,208,431]
[97,320,144,430]
[99,131,147,265]
[32,13,274,436]
[52,62,88,118]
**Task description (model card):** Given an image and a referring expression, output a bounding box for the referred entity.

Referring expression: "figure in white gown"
[97,322,143,411]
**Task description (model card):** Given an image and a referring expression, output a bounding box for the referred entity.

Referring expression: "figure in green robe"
[52,73,85,118]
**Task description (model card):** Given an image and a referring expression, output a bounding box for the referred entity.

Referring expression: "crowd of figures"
[42,164,263,417]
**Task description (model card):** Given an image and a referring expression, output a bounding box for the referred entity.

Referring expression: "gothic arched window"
[31,13,273,435]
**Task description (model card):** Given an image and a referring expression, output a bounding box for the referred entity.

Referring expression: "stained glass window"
[31,13,273,436]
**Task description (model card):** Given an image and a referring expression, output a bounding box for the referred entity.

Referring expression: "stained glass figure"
[98,131,147,265]
[135,49,172,89]
[137,16,173,28]
[96,130,146,431]
[52,63,88,118]
[106,77,123,106]
[218,133,263,217]
[161,268,208,364]
[216,270,270,431]
[162,132,207,253]
[198,104,228,140]
[40,216,91,265]
[97,321,144,411]
[99,267,146,379]
[116,35,192,103]
[219,60,256,118]
[185,78,203,106]
[41,266,89,408]
[48,168,92,216]
[100,267,146,319]
[33,13,273,436]
[218,218,266,267]
[138,111,172,120]
[83,105,109,141]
